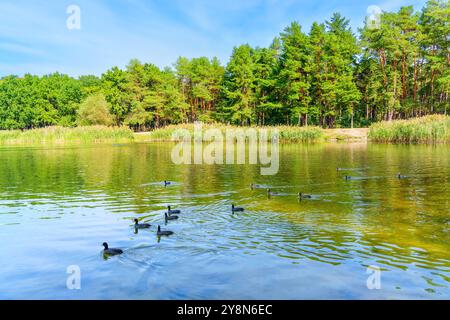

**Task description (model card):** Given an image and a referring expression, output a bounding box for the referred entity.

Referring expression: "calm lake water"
[0,142,448,299]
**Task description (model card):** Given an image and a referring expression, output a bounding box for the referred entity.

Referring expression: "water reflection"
[0,142,448,299]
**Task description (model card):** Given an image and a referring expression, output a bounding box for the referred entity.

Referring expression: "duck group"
[103,181,245,257]
[104,171,407,256]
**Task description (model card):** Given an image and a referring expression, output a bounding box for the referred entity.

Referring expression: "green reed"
[0,126,134,145]
[369,115,450,143]
[136,123,325,143]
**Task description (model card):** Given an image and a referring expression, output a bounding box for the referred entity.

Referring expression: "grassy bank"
[0,126,134,145]
[135,123,325,143]
[369,115,450,144]
[6,117,448,145]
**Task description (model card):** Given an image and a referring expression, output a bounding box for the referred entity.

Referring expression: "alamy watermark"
[66,5,81,30]
[170,122,279,176]
[66,265,81,290]
[366,265,381,290]
[366,5,382,30]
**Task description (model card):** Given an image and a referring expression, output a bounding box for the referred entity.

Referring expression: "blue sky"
[0,0,427,77]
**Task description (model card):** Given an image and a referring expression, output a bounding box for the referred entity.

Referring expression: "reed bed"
[0,126,134,145]
[136,123,325,143]
[369,115,450,144]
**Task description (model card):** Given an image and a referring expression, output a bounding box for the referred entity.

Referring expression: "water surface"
[0,142,448,299]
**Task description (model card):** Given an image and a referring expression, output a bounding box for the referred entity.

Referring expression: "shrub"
[77,94,113,126]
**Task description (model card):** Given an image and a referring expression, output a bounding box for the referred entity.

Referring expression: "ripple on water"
[0,143,449,299]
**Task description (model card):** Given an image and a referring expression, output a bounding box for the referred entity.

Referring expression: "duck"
[250,183,263,190]
[298,192,312,199]
[397,173,408,179]
[165,212,179,221]
[102,242,123,256]
[134,218,151,229]
[164,180,171,186]
[167,205,181,214]
[267,189,281,197]
[231,204,244,212]
[157,225,174,236]
[345,175,352,181]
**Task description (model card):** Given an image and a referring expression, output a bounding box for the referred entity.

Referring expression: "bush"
[77,94,113,126]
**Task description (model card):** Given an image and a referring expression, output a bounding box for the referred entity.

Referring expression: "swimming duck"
[250,183,263,190]
[298,192,312,199]
[164,180,171,186]
[231,204,244,212]
[267,189,281,197]
[165,212,179,221]
[157,225,174,236]
[102,242,123,256]
[345,175,352,181]
[397,173,407,179]
[134,218,151,229]
[167,205,181,214]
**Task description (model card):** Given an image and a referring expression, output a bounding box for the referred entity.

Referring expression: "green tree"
[309,22,327,126]
[221,45,256,125]
[77,93,113,126]
[323,13,360,127]
[102,67,132,125]
[125,60,188,129]
[278,22,311,126]
[253,39,282,125]
[420,0,450,114]
[175,56,224,122]
[0,1,447,130]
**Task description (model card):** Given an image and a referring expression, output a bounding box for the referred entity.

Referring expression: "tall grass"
[136,123,325,143]
[0,126,134,145]
[369,115,450,143]
[276,125,324,142]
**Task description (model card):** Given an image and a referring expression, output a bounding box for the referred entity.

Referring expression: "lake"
[0,142,448,299]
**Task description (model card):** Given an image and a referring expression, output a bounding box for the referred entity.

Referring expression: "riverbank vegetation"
[0,126,134,145]
[1,115,448,145]
[0,1,448,132]
[135,124,325,143]
[369,115,450,143]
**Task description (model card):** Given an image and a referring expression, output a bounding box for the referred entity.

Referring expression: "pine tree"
[253,39,281,125]
[279,22,311,126]
[221,45,256,125]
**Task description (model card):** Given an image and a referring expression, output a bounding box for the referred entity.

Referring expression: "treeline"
[0,0,448,130]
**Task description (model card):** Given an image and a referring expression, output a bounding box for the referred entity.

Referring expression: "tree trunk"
[401,53,407,100]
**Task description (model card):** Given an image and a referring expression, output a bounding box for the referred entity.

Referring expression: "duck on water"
[134,219,151,229]
[165,212,179,221]
[102,242,123,256]
[157,225,174,236]
[267,189,283,197]
[168,205,181,214]
[250,183,264,190]
[298,192,312,199]
[231,204,244,212]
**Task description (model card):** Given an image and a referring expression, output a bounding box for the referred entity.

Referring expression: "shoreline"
[134,127,370,143]
[1,115,449,145]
